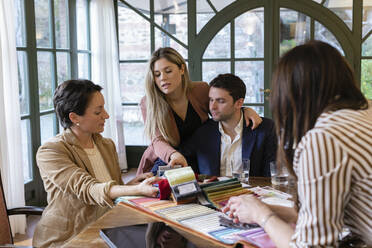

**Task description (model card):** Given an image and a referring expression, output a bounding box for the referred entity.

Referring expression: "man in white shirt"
[180,73,276,177]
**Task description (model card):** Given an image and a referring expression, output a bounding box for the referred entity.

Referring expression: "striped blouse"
[290,105,372,247]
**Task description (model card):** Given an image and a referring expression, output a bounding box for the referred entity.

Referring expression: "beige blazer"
[33,129,123,248]
[137,82,210,175]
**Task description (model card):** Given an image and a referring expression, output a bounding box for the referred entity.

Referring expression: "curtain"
[90,0,128,171]
[0,0,26,236]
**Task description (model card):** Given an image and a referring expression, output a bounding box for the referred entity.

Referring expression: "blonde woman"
[137,47,262,174]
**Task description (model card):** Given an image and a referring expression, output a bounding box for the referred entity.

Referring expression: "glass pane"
[235,61,264,103]
[118,5,150,60]
[76,0,88,50]
[210,0,236,11]
[324,0,352,30]
[54,0,69,48]
[38,52,54,111]
[123,105,149,146]
[314,21,344,55]
[15,0,26,47]
[204,23,230,58]
[245,105,264,117]
[17,51,29,115]
[21,119,32,182]
[78,53,89,79]
[40,114,56,145]
[56,52,70,84]
[120,63,147,103]
[35,0,52,47]
[120,0,150,17]
[202,61,230,83]
[154,1,187,15]
[279,8,310,56]
[361,59,372,100]
[154,1,188,45]
[362,35,372,56]
[197,0,215,34]
[313,0,323,4]
[235,8,264,58]
[363,2,372,38]
[155,28,188,59]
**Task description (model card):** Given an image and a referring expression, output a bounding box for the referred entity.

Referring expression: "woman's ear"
[180,64,185,75]
[69,112,80,125]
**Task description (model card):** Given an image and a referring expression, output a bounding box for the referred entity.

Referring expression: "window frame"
[17,0,91,205]
[117,0,366,151]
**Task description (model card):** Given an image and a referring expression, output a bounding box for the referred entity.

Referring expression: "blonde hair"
[144,47,192,147]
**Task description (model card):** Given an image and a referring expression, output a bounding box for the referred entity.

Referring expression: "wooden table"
[65,177,296,248]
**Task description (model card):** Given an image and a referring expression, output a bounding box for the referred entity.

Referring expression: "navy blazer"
[179,117,277,177]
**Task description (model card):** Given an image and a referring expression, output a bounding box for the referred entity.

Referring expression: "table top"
[65,177,296,248]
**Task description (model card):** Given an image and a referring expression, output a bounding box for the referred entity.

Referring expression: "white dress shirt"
[219,112,244,176]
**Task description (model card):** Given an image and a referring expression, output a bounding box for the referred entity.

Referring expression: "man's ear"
[69,112,80,125]
[235,98,244,109]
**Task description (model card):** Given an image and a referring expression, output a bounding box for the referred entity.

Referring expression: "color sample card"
[200,178,253,209]
[155,204,215,221]
[179,212,226,236]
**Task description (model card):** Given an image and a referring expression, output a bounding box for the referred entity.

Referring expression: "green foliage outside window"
[361,60,372,100]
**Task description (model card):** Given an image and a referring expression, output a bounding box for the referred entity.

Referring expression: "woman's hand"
[169,151,188,167]
[243,107,262,129]
[127,172,153,185]
[137,176,160,197]
[222,194,272,224]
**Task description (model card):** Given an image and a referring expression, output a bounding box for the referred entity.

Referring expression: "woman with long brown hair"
[138,47,262,174]
[223,41,371,247]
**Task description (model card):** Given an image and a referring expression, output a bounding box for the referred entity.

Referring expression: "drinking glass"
[232,159,250,184]
[270,161,289,185]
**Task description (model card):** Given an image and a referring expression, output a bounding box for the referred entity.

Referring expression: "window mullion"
[24,0,43,205]
[69,0,78,78]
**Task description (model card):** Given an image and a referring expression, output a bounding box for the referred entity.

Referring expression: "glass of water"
[270,161,289,185]
[232,159,250,184]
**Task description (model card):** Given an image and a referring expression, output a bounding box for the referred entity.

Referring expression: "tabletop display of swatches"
[116,195,276,247]
[199,178,253,209]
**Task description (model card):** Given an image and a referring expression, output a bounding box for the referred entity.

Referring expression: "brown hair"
[209,73,246,102]
[270,40,368,176]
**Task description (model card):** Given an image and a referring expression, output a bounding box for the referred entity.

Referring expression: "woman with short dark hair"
[223,41,371,247]
[33,79,159,247]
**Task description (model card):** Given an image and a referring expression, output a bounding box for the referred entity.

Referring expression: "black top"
[172,102,202,146]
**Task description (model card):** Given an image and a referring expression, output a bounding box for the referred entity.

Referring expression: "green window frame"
[117,0,371,168]
[15,0,91,205]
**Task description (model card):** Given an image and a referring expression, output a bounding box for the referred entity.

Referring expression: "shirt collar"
[218,111,244,136]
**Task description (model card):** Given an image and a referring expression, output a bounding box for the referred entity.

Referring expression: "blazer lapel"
[207,121,222,175]
[242,120,257,161]
[212,128,222,175]
[63,129,96,177]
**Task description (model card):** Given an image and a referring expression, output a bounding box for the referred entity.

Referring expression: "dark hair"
[209,73,246,101]
[270,40,368,175]
[53,79,103,128]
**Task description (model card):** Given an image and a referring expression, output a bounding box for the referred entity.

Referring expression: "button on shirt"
[219,113,244,177]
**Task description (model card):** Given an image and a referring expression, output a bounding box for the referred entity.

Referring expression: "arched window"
[117,0,371,147]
